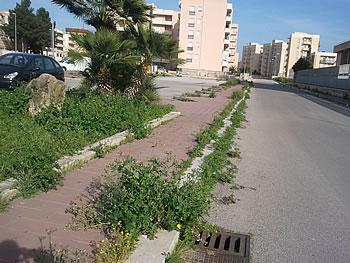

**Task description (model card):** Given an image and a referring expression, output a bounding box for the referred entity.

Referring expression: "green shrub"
[88,158,210,239]
[273,77,288,83]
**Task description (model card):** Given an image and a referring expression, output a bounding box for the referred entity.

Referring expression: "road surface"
[208,79,350,262]
[65,75,221,99]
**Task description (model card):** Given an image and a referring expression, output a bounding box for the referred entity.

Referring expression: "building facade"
[260,40,288,78]
[229,23,239,70]
[178,0,238,77]
[242,43,263,74]
[311,51,337,69]
[151,5,180,42]
[334,40,350,66]
[286,32,320,78]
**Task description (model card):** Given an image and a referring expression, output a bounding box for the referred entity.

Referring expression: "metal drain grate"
[187,231,250,263]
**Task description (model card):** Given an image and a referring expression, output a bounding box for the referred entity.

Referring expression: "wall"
[294,65,350,90]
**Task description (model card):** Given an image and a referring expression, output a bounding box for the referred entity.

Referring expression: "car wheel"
[62,67,67,71]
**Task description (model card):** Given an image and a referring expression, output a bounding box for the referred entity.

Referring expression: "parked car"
[0,53,64,89]
[59,57,90,72]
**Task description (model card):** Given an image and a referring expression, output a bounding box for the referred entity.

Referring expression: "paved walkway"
[0,86,240,262]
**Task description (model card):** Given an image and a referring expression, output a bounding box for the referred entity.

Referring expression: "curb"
[57,112,181,171]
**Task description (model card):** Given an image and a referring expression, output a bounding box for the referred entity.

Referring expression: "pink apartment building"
[177,0,238,77]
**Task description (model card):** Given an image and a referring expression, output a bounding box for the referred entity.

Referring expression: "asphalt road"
[65,75,221,99]
[208,79,350,262]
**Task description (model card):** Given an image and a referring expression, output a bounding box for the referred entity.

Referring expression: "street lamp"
[14,13,17,52]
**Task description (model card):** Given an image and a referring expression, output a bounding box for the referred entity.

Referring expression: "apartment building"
[260,43,272,77]
[242,43,263,74]
[312,51,337,69]
[286,32,320,77]
[229,23,239,69]
[334,40,350,66]
[151,5,180,42]
[0,11,10,55]
[260,40,288,78]
[178,0,237,77]
[63,28,90,57]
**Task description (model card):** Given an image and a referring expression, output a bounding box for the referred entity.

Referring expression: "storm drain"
[186,231,250,263]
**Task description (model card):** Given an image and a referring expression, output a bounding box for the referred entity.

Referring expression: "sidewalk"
[0,86,241,262]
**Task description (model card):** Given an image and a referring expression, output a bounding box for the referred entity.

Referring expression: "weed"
[94,145,106,159]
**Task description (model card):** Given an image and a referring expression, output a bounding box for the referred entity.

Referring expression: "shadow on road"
[253,79,350,118]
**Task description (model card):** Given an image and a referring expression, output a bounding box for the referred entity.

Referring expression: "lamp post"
[14,13,17,52]
[51,19,55,58]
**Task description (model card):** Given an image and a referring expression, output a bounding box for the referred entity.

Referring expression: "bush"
[0,87,173,195]
[273,77,288,83]
[83,158,210,239]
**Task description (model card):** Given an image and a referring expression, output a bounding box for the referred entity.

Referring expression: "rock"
[27,74,66,117]
[0,189,20,201]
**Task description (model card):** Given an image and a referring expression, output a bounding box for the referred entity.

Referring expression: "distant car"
[0,53,64,89]
[59,57,90,73]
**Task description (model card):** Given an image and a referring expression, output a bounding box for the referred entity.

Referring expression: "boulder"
[27,74,66,117]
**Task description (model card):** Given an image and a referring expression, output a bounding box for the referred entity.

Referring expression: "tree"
[2,0,51,53]
[51,0,152,30]
[292,57,313,72]
[69,29,139,93]
[31,8,51,53]
[2,0,35,52]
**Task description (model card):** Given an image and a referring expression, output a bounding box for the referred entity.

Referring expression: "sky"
[1,0,349,60]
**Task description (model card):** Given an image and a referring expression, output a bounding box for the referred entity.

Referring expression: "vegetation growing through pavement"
[0,86,173,196]
[273,76,289,83]
[63,83,251,261]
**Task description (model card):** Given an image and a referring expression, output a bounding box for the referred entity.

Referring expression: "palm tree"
[69,29,139,93]
[51,0,151,30]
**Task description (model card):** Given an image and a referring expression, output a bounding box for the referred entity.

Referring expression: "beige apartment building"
[260,43,272,77]
[242,43,263,73]
[286,32,320,77]
[311,51,337,69]
[229,23,239,70]
[178,0,238,77]
[151,5,180,42]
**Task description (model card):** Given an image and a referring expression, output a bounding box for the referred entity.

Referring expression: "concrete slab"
[126,230,179,263]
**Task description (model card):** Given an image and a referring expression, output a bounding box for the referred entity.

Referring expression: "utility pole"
[14,13,17,52]
[51,19,55,58]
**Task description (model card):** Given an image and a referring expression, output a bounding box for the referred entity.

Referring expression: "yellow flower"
[176,224,182,230]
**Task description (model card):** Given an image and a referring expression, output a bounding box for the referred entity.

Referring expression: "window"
[186,54,193,62]
[189,6,195,15]
[33,58,44,70]
[43,58,55,70]
[188,35,194,39]
[198,7,203,12]
[165,16,172,22]
[51,59,61,69]
[187,47,193,51]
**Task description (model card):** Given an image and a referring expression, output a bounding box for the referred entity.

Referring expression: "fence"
[294,65,350,90]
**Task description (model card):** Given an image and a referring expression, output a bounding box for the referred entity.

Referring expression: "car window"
[51,59,61,69]
[43,58,55,70]
[33,58,44,70]
[0,54,29,67]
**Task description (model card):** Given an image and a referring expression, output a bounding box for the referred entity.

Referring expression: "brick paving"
[0,86,241,262]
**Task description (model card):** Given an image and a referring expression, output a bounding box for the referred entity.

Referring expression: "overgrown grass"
[0,87,173,196]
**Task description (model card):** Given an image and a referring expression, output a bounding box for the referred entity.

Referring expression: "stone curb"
[0,178,19,203]
[57,112,181,171]
[127,93,248,263]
